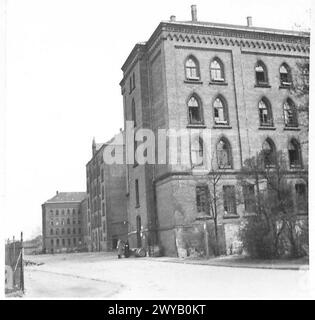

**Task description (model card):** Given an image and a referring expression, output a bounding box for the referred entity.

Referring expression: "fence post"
[20,232,24,293]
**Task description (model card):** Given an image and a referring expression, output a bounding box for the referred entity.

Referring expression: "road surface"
[23,252,311,299]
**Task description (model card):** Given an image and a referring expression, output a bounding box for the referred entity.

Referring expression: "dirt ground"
[20,252,312,299]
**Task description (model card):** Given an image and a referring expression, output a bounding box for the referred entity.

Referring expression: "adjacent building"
[86,134,127,252]
[119,6,309,256]
[42,192,87,253]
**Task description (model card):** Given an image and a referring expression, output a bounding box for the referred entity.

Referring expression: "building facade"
[120,6,309,256]
[42,192,87,253]
[86,135,127,252]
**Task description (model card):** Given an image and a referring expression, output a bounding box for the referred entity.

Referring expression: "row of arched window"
[50,228,81,235]
[191,136,302,169]
[187,94,299,127]
[49,209,78,216]
[185,55,296,87]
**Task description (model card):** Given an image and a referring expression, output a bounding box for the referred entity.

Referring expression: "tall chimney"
[170,15,176,22]
[191,5,197,22]
[247,16,253,27]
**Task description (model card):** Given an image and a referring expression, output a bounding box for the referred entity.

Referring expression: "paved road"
[23,252,311,299]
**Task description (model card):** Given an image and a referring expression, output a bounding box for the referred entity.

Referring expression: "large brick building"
[86,134,127,251]
[119,6,309,256]
[42,192,87,253]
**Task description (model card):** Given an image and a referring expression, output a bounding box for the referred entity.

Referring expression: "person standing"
[117,239,124,259]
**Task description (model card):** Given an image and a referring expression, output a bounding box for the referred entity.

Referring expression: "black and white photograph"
[1,0,314,303]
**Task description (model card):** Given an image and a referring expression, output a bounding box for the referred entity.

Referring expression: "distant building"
[119,6,309,256]
[86,134,127,252]
[42,192,87,254]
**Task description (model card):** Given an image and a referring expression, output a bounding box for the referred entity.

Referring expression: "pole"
[20,232,24,293]
[204,221,210,259]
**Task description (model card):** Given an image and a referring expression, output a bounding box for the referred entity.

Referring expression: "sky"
[1,0,312,240]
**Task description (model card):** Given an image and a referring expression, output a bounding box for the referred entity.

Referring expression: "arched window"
[185,56,200,80]
[258,98,273,126]
[216,138,232,168]
[131,99,136,127]
[188,95,203,124]
[283,98,298,127]
[191,137,204,166]
[280,63,291,86]
[262,138,276,167]
[288,139,302,167]
[213,96,228,125]
[210,58,224,82]
[255,61,268,85]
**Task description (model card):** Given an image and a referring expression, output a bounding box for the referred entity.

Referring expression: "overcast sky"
[1,0,312,240]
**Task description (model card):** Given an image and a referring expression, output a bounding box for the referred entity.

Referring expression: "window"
[67,209,70,215]
[62,239,65,246]
[188,95,203,124]
[223,185,237,215]
[51,239,54,246]
[72,209,75,215]
[210,58,224,82]
[50,229,53,235]
[196,185,210,215]
[132,72,135,90]
[262,139,276,167]
[216,138,232,168]
[132,99,136,127]
[56,239,60,246]
[213,96,228,124]
[61,219,64,225]
[288,139,302,167]
[102,202,105,216]
[68,239,71,246]
[185,56,200,80]
[243,184,256,213]
[102,186,104,200]
[283,99,298,127]
[255,61,268,85]
[67,218,70,224]
[135,179,140,207]
[295,183,307,213]
[56,210,59,216]
[101,168,104,182]
[258,98,273,126]
[61,228,65,235]
[73,228,76,234]
[280,63,291,86]
[67,228,71,235]
[61,209,65,215]
[78,228,81,234]
[191,138,204,166]
[73,238,76,246]
[50,221,53,226]
[56,229,59,235]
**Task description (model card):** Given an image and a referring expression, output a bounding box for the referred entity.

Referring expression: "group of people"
[116,239,130,259]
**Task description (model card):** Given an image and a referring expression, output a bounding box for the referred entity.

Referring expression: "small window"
[280,63,291,86]
[295,183,307,213]
[191,138,204,166]
[185,56,200,80]
[196,185,210,215]
[284,99,298,127]
[258,98,273,126]
[216,138,232,168]
[188,95,203,124]
[223,185,237,215]
[288,139,302,167]
[210,58,224,82]
[262,139,276,167]
[255,61,268,85]
[213,97,228,125]
[135,179,140,207]
[243,184,256,213]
